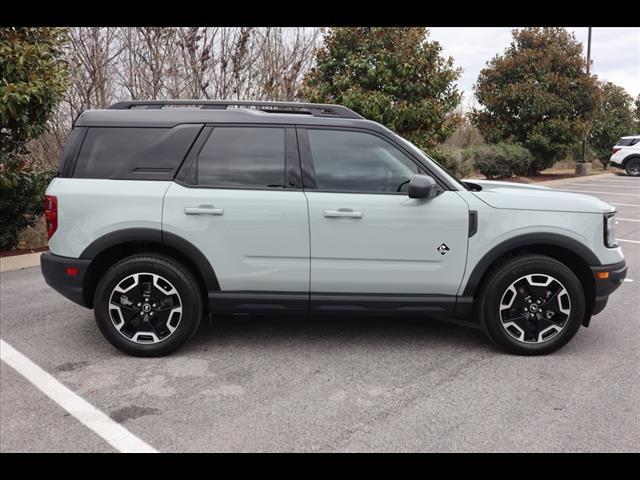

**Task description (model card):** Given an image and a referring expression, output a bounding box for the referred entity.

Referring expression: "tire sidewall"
[480,256,585,355]
[625,158,640,176]
[94,255,202,356]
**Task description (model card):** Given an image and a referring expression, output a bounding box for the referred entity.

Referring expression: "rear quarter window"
[57,127,87,177]
[73,125,202,180]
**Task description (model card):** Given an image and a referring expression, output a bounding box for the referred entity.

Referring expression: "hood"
[462,179,615,214]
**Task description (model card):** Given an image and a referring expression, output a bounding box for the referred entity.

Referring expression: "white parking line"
[623,279,634,283]
[0,339,158,453]
[618,218,640,222]
[566,183,640,189]
[558,189,640,197]
[611,203,640,207]
[618,239,640,244]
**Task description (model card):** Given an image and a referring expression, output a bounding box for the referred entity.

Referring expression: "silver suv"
[41,100,627,356]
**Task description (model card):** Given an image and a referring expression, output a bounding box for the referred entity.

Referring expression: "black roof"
[75,100,390,134]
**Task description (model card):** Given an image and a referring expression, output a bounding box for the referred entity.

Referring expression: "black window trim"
[175,123,303,192]
[296,125,453,195]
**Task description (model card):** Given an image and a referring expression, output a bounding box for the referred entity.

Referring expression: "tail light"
[44,195,58,240]
[612,147,621,154]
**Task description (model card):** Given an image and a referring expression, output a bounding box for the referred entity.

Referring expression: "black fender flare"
[80,228,220,291]
[462,232,600,297]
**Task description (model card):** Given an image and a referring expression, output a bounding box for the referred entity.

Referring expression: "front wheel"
[625,158,640,176]
[94,254,203,357]
[477,255,585,355]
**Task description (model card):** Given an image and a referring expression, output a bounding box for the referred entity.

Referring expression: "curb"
[0,252,43,273]
[533,172,617,186]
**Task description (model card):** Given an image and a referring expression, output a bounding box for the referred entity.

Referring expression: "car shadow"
[184,313,490,353]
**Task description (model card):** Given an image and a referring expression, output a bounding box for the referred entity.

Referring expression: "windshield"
[392,134,468,190]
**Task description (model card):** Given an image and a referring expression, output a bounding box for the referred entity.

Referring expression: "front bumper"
[41,252,91,308]
[590,260,627,316]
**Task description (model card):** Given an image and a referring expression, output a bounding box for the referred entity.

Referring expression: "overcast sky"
[427,27,640,110]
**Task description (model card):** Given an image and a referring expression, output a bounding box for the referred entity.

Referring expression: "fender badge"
[437,243,450,255]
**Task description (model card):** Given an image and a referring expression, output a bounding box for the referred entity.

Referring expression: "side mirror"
[408,174,440,199]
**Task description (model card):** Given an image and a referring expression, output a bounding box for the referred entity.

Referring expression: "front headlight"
[604,212,619,248]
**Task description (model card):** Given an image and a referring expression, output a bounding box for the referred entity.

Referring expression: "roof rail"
[107,100,364,119]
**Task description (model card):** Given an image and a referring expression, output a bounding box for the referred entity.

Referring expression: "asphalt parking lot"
[1,172,639,453]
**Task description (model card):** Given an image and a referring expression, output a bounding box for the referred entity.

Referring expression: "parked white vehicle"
[609,135,640,176]
[41,101,627,357]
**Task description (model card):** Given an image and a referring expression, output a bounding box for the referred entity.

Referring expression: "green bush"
[0,160,54,250]
[428,147,474,178]
[469,143,533,179]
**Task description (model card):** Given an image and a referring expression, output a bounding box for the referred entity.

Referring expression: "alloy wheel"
[108,272,182,344]
[499,274,571,344]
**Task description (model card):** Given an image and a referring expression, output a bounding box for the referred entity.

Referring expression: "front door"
[299,127,469,297]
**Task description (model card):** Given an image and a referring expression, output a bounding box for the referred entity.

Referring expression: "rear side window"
[616,137,640,147]
[73,125,201,180]
[197,127,285,188]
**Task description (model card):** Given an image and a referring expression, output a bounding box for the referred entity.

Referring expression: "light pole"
[576,27,593,176]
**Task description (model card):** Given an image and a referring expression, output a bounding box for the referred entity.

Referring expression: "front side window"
[197,127,285,188]
[306,129,420,193]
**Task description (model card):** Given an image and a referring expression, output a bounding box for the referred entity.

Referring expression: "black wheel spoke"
[540,281,562,308]
[112,299,137,312]
[536,315,559,332]
[503,314,529,331]
[144,314,163,336]
[156,296,177,311]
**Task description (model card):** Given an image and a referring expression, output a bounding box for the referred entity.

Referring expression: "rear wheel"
[477,255,585,355]
[625,158,640,176]
[94,254,203,356]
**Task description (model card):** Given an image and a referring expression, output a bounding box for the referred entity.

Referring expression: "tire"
[477,254,585,355]
[94,254,203,357]
[624,158,640,176]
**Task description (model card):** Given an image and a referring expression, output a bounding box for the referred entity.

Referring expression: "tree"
[471,28,600,174]
[589,82,636,167]
[1,27,68,158]
[302,27,462,150]
[0,27,68,249]
[635,94,640,130]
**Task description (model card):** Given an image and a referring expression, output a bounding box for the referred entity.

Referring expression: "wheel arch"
[463,233,598,319]
[80,228,219,308]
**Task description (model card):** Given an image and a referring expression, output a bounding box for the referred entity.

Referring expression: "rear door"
[162,125,310,302]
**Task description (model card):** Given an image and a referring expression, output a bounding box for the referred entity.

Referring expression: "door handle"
[323,209,363,219]
[184,205,224,216]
